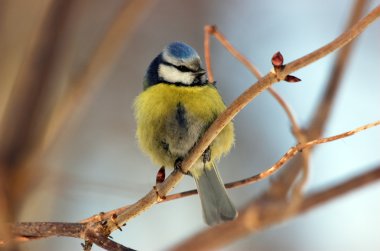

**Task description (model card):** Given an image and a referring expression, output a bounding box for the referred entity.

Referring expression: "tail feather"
[191,164,237,226]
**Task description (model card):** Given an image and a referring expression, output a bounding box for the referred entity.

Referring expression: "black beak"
[192,68,208,86]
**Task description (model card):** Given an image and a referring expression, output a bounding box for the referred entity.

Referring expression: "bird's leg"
[174,157,191,176]
[202,146,211,164]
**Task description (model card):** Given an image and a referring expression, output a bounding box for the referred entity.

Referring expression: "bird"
[134,41,237,225]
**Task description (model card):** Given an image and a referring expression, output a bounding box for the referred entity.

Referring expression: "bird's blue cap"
[165,41,199,60]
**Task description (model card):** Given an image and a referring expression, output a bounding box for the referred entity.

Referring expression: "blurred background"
[0,0,379,250]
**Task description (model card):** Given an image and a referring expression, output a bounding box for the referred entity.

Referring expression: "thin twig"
[171,164,380,251]
[205,25,262,78]
[77,120,380,220]
[161,120,380,201]
[85,230,136,251]
[204,26,214,83]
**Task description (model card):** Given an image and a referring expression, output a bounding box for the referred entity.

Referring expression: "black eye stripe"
[177,65,191,72]
[162,62,195,73]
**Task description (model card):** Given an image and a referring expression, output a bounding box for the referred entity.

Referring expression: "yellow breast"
[135,84,225,121]
[134,83,234,172]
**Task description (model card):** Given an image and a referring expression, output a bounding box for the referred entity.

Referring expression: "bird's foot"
[174,157,191,176]
[202,146,211,164]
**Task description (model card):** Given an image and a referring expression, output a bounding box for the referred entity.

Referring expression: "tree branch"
[4,120,378,248]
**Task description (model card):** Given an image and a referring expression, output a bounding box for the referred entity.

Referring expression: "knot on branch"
[82,219,112,244]
[271,51,301,83]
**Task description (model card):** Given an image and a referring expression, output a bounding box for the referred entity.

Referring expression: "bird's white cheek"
[159,64,194,85]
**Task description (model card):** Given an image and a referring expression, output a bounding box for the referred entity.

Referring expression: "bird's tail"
[191,163,238,226]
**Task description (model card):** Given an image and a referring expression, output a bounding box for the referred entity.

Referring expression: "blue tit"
[134,41,237,225]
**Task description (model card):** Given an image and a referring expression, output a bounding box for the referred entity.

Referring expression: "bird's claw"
[202,146,211,164]
[174,157,191,176]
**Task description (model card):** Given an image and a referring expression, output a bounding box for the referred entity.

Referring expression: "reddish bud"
[271,51,284,67]
[156,166,166,183]
[285,75,301,83]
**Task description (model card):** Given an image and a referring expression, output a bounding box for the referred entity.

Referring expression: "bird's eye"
[177,65,190,72]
